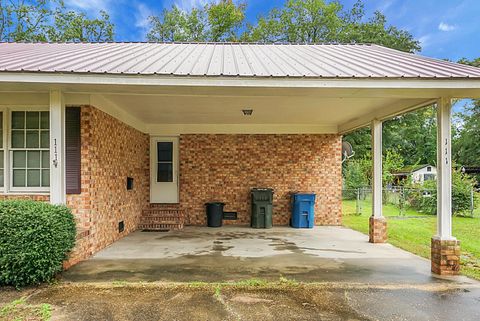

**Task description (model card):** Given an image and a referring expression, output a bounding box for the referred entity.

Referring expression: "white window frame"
[3,106,50,193]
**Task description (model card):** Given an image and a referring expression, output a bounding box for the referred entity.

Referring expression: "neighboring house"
[0,42,479,275]
[393,165,437,184]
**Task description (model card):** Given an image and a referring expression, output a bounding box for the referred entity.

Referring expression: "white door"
[150,136,179,203]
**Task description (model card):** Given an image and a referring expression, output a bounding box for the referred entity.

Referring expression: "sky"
[63,0,480,61]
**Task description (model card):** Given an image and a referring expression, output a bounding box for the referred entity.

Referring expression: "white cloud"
[418,34,432,49]
[438,22,456,32]
[377,0,395,13]
[64,0,116,15]
[135,3,152,29]
[172,0,212,11]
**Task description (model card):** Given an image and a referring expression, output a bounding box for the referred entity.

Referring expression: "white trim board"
[1,72,480,90]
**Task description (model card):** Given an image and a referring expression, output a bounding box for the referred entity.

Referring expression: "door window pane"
[157,142,173,162]
[157,163,173,182]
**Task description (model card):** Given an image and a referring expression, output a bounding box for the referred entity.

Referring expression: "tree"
[147,0,245,42]
[0,0,114,42]
[453,58,480,172]
[47,10,114,42]
[245,0,420,52]
[453,99,480,167]
[147,0,419,52]
[383,105,437,166]
[0,0,58,41]
[207,0,245,41]
[147,6,207,42]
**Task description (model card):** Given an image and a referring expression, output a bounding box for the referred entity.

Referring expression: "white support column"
[436,98,454,240]
[371,119,383,218]
[49,90,66,205]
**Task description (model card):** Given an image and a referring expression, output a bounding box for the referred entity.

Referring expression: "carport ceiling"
[100,92,427,126]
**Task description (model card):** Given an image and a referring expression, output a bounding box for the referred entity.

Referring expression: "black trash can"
[205,202,225,227]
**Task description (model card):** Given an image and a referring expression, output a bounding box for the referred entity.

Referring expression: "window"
[427,166,432,172]
[157,142,173,182]
[10,111,49,189]
[424,174,435,181]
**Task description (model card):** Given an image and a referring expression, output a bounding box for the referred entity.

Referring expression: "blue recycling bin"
[291,193,316,228]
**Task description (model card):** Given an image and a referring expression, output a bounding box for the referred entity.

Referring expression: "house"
[1,42,479,275]
[393,164,437,184]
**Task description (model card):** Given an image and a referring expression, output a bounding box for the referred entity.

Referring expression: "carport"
[1,42,480,274]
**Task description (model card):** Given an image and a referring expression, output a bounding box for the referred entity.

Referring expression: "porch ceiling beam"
[338,99,437,134]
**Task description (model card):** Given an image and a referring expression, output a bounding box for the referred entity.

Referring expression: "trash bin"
[251,188,273,228]
[205,202,225,227]
[291,193,316,228]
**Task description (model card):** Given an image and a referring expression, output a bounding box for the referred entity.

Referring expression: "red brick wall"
[65,106,150,266]
[179,134,342,226]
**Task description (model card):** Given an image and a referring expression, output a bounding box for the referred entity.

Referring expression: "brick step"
[149,203,181,209]
[142,209,184,216]
[140,217,182,224]
[138,223,184,231]
[142,213,185,220]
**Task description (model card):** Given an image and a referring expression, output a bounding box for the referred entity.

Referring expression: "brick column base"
[369,216,387,243]
[431,238,461,275]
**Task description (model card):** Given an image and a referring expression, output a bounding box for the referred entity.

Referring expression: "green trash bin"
[251,188,273,228]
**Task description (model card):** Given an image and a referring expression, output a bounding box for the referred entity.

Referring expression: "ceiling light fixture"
[242,109,253,116]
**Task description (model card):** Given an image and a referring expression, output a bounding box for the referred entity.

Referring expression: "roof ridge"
[0,41,374,46]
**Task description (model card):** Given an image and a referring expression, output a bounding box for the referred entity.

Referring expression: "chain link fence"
[342,186,478,217]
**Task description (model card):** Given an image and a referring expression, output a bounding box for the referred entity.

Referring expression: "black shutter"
[65,107,81,194]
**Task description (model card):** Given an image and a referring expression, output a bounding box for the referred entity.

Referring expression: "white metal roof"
[0,42,480,79]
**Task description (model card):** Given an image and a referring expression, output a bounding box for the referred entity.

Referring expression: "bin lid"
[292,191,316,195]
[205,202,225,206]
[251,188,274,192]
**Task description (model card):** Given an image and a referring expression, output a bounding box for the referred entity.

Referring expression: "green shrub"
[0,200,76,287]
[343,158,370,199]
[406,170,478,215]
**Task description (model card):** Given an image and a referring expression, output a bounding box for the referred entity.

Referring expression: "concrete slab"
[62,226,476,285]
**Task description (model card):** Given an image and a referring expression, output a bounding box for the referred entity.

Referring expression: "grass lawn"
[342,199,480,280]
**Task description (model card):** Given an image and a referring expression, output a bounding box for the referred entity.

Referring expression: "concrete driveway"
[3,227,479,321]
[63,226,474,285]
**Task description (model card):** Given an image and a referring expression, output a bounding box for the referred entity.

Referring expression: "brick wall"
[65,106,150,266]
[179,134,342,226]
